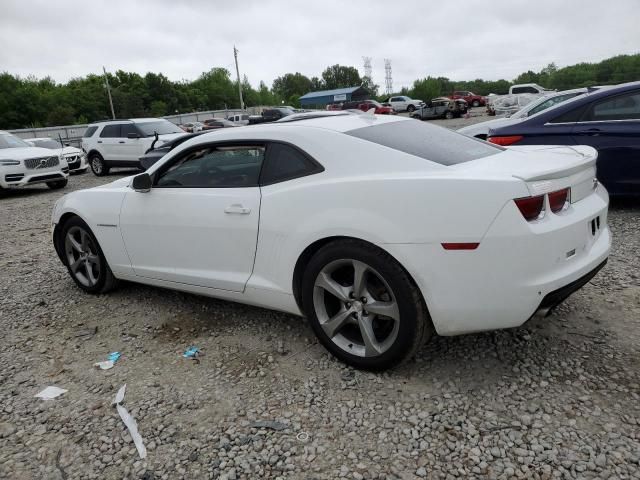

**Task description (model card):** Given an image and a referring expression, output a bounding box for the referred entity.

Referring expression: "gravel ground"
[1,115,639,479]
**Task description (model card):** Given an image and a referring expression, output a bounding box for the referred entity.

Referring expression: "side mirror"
[127,133,140,139]
[132,173,151,192]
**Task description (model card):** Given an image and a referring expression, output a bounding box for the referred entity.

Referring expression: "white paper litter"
[35,386,67,400]
[94,360,114,370]
[113,384,146,459]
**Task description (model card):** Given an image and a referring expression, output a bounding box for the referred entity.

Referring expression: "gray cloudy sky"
[1,0,639,89]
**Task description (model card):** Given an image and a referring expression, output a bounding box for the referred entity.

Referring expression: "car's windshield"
[136,120,183,137]
[347,119,502,166]
[0,133,31,149]
[32,139,61,149]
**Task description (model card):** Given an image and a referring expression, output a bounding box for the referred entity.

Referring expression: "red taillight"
[488,135,523,146]
[548,188,570,213]
[441,243,480,250]
[514,195,544,221]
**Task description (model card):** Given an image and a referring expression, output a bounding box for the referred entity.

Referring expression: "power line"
[362,56,372,83]
[384,59,393,95]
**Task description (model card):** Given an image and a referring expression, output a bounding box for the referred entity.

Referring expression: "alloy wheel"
[91,157,103,175]
[312,259,400,358]
[64,226,101,287]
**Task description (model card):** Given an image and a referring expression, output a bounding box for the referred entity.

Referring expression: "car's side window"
[549,103,588,124]
[83,126,98,138]
[155,145,265,188]
[585,91,640,122]
[100,124,122,138]
[260,143,324,186]
[121,124,139,137]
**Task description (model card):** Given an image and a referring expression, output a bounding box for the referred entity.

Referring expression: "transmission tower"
[384,59,393,95]
[362,56,372,83]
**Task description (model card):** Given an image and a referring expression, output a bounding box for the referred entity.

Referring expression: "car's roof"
[269,111,409,132]
[89,117,165,125]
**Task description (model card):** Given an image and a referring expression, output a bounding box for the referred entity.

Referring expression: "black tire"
[89,153,109,176]
[445,110,454,120]
[407,105,416,113]
[58,216,118,294]
[472,100,480,107]
[46,178,68,190]
[301,239,432,370]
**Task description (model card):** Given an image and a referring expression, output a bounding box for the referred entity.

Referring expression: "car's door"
[571,90,640,195]
[114,123,146,162]
[119,142,265,291]
[98,124,123,160]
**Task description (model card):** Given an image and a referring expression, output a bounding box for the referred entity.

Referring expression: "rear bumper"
[384,187,611,335]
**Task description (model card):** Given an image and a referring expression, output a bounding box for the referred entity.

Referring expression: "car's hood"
[61,146,83,155]
[0,146,60,160]
[94,175,136,190]
[154,132,187,146]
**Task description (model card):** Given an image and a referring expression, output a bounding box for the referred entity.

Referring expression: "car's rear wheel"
[60,216,118,294]
[445,110,454,119]
[302,240,432,370]
[47,179,68,189]
[90,154,109,176]
[472,100,480,107]
[407,105,416,113]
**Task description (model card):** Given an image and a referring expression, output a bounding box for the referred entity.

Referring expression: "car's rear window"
[346,120,502,166]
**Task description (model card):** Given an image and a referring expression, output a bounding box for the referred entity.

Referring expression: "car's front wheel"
[407,105,416,113]
[472,100,480,107]
[47,179,68,189]
[445,110,454,119]
[60,216,118,294]
[302,240,432,370]
[89,154,109,176]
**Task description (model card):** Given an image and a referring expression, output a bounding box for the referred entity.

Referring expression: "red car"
[341,100,395,114]
[449,91,486,107]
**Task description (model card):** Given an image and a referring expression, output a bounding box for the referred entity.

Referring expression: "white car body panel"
[0,141,69,189]
[52,114,611,334]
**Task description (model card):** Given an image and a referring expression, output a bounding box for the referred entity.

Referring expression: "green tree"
[272,72,312,100]
[321,65,361,90]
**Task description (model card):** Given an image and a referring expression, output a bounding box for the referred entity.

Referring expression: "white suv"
[0,131,69,191]
[82,118,185,176]
[385,95,424,112]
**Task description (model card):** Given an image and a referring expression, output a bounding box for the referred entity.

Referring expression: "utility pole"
[103,66,116,119]
[233,46,244,110]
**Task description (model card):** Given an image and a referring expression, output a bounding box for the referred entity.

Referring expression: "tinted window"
[261,143,322,185]
[156,145,264,188]
[527,93,581,116]
[346,120,502,166]
[121,124,139,137]
[100,124,122,138]
[512,87,538,94]
[137,120,183,136]
[585,91,640,121]
[549,103,589,124]
[83,126,98,138]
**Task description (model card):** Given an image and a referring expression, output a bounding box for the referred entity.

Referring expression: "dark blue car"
[488,81,640,196]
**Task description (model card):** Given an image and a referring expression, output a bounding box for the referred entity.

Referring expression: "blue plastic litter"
[183,346,199,358]
[108,352,122,363]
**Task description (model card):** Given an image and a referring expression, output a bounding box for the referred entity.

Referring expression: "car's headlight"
[0,159,20,166]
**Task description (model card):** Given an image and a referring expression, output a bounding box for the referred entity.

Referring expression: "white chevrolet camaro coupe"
[51,112,610,370]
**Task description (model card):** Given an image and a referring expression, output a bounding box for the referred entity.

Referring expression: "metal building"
[299,86,369,108]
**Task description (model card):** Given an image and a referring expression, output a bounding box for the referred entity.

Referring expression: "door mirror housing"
[132,173,151,192]
[127,132,140,139]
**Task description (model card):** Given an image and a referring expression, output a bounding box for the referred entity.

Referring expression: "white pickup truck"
[384,95,424,112]
[508,83,555,95]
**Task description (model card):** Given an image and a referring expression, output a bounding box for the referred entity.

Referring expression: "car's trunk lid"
[457,144,598,202]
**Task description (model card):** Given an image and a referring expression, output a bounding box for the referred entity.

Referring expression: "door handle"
[575,128,602,136]
[118,141,125,143]
[224,204,251,214]
[97,140,102,143]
